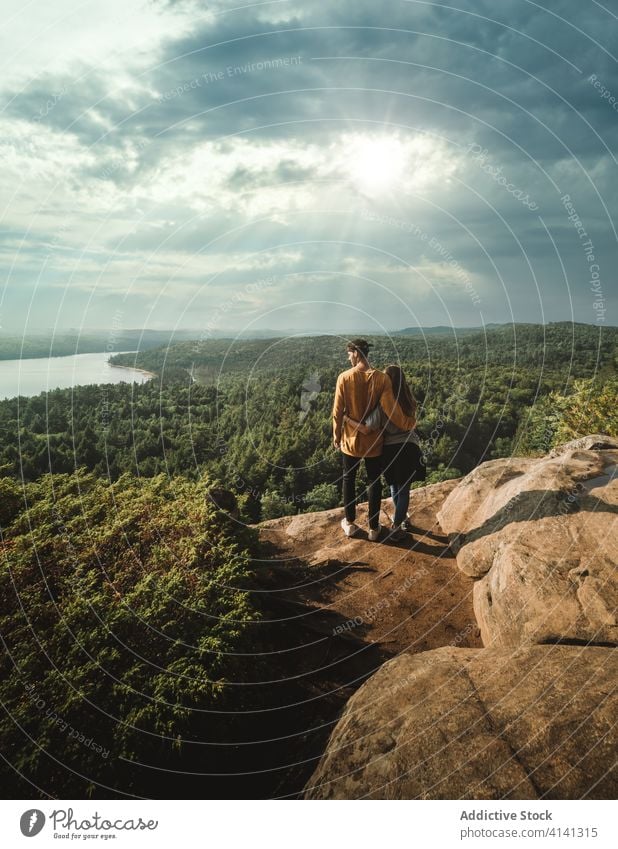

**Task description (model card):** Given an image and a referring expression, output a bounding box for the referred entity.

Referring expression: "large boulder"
[304,644,617,800]
[437,435,618,647]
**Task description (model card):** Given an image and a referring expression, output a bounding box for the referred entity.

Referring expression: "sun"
[345,135,409,195]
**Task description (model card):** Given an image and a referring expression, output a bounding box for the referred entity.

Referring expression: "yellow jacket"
[332,367,417,458]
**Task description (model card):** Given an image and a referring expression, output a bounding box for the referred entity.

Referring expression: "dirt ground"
[202,479,485,798]
[257,480,482,658]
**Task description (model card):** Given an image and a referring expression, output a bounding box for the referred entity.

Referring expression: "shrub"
[0,470,259,797]
[303,483,339,512]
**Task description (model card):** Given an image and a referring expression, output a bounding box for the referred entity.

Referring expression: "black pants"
[341,453,382,530]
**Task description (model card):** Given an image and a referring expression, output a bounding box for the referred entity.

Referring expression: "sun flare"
[346,136,409,195]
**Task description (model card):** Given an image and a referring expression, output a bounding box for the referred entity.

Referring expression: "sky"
[0,0,616,337]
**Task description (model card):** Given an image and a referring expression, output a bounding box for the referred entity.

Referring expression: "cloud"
[0,0,616,332]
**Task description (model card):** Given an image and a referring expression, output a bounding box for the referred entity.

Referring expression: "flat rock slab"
[436,435,618,647]
[304,644,618,800]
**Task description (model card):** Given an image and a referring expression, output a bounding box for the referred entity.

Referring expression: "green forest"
[0,322,616,798]
[0,323,615,521]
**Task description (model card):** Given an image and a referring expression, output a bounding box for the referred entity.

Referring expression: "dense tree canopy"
[0,323,615,521]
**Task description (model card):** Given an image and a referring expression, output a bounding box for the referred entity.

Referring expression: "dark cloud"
[2,0,616,330]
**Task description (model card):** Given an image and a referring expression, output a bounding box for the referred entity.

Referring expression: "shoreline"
[108,361,157,380]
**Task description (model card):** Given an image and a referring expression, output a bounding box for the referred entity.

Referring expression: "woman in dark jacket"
[379,365,426,538]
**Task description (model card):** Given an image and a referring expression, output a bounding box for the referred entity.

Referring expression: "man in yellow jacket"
[332,339,416,540]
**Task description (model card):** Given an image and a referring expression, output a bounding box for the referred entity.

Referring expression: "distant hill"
[5,321,614,361]
[395,325,481,335]
[109,322,617,381]
[395,321,601,336]
[0,329,204,361]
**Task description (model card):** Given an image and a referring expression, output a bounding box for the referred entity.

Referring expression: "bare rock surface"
[436,435,618,646]
[259,440,617,800]
[304,644,618,800]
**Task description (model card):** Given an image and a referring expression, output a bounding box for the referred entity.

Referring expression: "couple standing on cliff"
[332,338,426,542]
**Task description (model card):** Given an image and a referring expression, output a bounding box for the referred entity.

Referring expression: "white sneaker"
[341,518,360,537]
[368,526,382,542]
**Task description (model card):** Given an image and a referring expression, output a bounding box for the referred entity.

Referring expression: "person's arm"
[332,375,345,448]
[343,413,375,435]
[379,377,416,431]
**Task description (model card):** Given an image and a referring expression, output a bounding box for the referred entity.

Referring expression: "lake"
[0,352,154,400]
